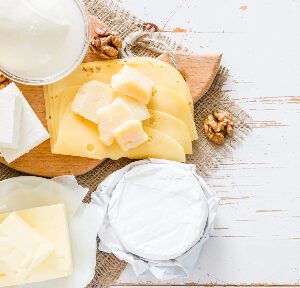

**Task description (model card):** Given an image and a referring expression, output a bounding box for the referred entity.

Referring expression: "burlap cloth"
[0,0,252,287]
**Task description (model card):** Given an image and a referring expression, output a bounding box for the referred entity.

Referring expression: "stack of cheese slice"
[0,204,72,287]
[44,57,198,162]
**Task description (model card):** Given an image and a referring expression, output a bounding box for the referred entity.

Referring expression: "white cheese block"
[96,97,132,146]
[0,86,22,149]
[71,80,114,124]
[0,212,54,282]
[108,162,209,261]
[114,120,148,151]
[0,83,49,163]
[111,65,154,104]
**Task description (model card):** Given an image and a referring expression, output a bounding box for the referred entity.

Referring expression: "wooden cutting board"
[0,16,221,177]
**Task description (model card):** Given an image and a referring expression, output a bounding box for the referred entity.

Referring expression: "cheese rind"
[114,120,148,152]
[0,83,50,163]
[108,162,209,260]
[0,204,73,287]
[111,65,153,104]
[71,80,114,124]
[0,89,22,149]
[96,98,133,146]
[0,212,54,282]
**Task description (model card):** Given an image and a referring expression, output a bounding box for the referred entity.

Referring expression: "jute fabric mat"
[0,0,252,287]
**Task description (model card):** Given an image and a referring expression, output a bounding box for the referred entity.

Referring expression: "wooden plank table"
[111,0,300,287]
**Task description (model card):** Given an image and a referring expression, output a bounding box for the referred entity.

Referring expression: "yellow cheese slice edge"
[144,110,192,154]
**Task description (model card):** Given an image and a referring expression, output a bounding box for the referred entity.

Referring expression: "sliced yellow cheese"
[114,120,148,152]
[144,110,192,154]
[71,80,115,124]
[111,65,154,104]
[96,98,133,146]
[54,105,186,162]
[148,86,198,140]
[0,204,72,287]
[48,57,193,111]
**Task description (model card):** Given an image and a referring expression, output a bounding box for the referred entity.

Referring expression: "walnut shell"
[203,110,234,145]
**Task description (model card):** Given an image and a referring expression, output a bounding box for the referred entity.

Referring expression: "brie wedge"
[0,83,49,163]
[0,86,22,149]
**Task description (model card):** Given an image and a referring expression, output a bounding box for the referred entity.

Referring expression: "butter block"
[0,88,22,149]
[0,204,73,287]
[114,120,148,152]
[71,80,114,124]
[111,65,154,104]
[0,83,49,163]
[96,98,132,146]
[0,212,54,282]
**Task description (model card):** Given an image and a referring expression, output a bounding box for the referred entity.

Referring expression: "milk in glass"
[0,0,87,81]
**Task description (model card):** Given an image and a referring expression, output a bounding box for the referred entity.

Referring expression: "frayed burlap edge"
[0,0,253,287]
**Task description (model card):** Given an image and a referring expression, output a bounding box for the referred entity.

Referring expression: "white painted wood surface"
[111,0,300,286]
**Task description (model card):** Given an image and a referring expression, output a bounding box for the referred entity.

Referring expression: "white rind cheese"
[108,163,209,261]
[0,83,49,163]
[0,87,22,149]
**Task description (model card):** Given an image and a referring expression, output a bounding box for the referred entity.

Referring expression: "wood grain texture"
[0,15,220,177]
[106,0,300,287]
[158,52,222,101]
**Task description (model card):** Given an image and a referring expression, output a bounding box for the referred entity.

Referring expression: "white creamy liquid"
[0,0,86,80]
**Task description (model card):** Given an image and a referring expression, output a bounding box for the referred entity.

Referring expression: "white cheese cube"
[113,120,148,151]
[96,98,132,146]
[0,212,54,281]
[111,65,154,104]
[0,87,22,149]
[0,83,49,163]
[71,80,114,124]
[119,96,150,121]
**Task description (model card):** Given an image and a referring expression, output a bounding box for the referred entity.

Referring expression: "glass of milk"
[0,0,90,85]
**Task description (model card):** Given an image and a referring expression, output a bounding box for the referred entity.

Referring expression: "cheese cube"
[114,120,148,151]
[111,65,154,104]
[96,98,132,146]
[0,213,54,282]
[119,96,150,121]
[71,80,114,124]
[0,89,22,149]
[0,83,49,163]
[0,204,73,287]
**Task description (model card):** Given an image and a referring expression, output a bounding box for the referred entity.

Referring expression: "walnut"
[203,110,234,145]
[0,73,9,90]
[90,27,123,60]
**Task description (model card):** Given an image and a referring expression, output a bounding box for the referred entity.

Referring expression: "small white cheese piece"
[119,96,150,121]
[114,120,148,151]
[0,83,49,163]
[0,87,22,149]
[96,97,132,146]
[108,163,209,261]
[71,80,114,124]
[0,212,54,281]
[111,65,154,104]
